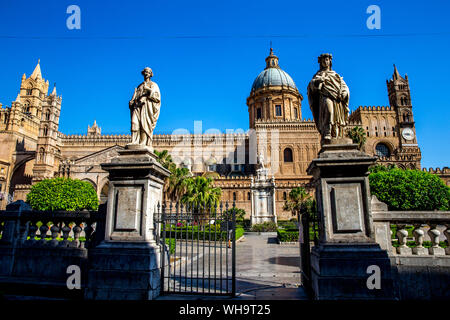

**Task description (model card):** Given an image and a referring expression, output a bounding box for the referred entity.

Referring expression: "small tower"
[32,83,62,182]
[87,120,101,136]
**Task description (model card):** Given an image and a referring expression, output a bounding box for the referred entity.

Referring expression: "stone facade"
[0,51,445,218]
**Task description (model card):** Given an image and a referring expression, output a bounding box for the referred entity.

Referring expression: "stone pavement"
[157,232,308,300]
[234,232,307,300]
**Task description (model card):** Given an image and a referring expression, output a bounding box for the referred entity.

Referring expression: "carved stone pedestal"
[307,143,396,300]
[250,168,276,225]
[85,146,171,300]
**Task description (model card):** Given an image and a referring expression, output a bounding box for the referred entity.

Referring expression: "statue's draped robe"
[129,80,161,145]
[307,69,349,138]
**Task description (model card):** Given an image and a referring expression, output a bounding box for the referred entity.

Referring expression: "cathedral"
[0,49,447,217]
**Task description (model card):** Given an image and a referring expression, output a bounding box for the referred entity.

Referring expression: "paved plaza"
[158,232,308,300]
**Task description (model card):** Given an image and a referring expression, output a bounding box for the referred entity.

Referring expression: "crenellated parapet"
[58,132,131,145]
[422,167,450,174]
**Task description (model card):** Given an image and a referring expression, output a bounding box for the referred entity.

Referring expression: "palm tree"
[347,126,367,151]
[283,187,313,217]
[166,167,192,202]
[154,149,176,173]
[181,176,221,213]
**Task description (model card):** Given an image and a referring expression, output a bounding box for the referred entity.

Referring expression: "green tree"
[223,208,246,222]
[369,168,450,211]
[26,177,99,211]
[283,187,314,217]
[181,176,221,212]
[347,126,367,150]
[369,163,397,174]
[166,167,192,202]
[154,149,176,173]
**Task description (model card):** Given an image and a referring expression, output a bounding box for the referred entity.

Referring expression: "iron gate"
[156,201,236,297]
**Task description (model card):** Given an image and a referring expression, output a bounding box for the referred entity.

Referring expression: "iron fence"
[156,201,236,297]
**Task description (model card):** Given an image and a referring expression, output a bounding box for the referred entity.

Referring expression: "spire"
[51,83,57,96]
[30,59,42,80]
[393,64,401,81]
[14,92,21,103]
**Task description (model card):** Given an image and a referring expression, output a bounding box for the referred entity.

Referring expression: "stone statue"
[257,152,265,169]
[307,53,350,143]
[128,67,161,148]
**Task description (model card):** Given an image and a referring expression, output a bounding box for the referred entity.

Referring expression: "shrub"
[223,208,246,222]
[161,226,244,241]
[277,229,299,242]
[369,168,450,211]
[26,177,99,211]
[250,221,278,232]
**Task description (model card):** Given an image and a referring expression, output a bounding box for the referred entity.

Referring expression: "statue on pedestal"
[307,53,350,143]
[128,67,161,148]
[256,152,268,181]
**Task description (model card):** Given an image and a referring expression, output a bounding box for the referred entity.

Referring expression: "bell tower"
[386,65,421,168]
[8,59,49,137]
[32,84,62,182]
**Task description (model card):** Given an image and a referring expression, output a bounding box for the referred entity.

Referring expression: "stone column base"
[85,243,162,300]
[311,243,397,300]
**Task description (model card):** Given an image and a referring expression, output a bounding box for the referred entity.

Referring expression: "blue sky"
[0,0,449,168]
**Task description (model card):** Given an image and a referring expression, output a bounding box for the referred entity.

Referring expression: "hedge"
[26,177,99,211]
[250,221,277,232]
[277,229,299,242]
[369,168,450,211]
[277,225,318,242]
[161,226,244,242]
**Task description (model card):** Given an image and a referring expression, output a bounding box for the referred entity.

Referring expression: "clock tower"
[386,65,421,168]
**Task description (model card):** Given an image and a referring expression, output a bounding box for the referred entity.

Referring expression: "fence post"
[231,201,236,297]
[300,212,312,298]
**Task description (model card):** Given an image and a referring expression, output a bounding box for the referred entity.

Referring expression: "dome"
[251,68,297,91]
[251,48,297,92]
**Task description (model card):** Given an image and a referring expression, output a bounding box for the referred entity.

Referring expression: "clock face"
[402,128,415,141]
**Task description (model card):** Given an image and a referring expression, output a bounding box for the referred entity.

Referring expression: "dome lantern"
[251,48,297,93]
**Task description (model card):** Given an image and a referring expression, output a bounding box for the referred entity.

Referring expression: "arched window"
[233,192,236,201]
[275,105,282,116]
[45,110,50,120]
[283,148,293,163]
[283,192,287,201]
[256,108,262,119]
[403,113,410,122]
[43,126,48,136]
[294,108,298,119]
[247,192,251,200]
[375,143,390,158]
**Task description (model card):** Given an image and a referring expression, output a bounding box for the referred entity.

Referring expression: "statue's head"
[318,53,332,70]
[141,67,153,79]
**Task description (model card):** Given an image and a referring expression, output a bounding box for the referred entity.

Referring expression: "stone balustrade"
[372,209,450,256]
[0,201,106,297]
[0,203,105,249]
